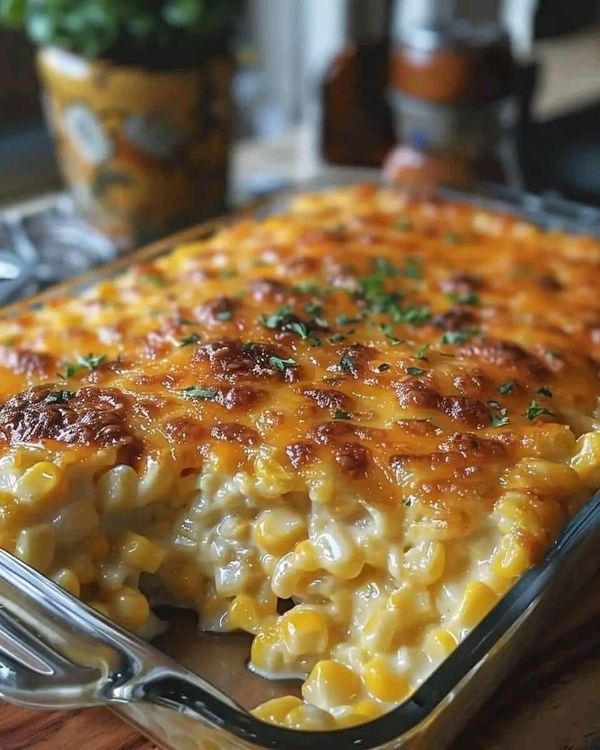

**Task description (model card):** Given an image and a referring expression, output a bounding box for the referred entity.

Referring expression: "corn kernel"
[254,508,306,556]
[15,526,55,573]
[159,557,204,601]
[252,696,303,725]
[302,660,361,710]
[403,541,445,585]
[571,432,600,485]
[109,586,150,630]
[363,609,397,652]
[119,531,165,573]
[423,628,457,660]
[15,462,61,507]
[228,594,264,634]
[69,552,96,584]
[333,708,374,728]
[280,608,329,656]
[353,699,382,720]
[491,534,531,580]
[251,625,283,673]
[284,705,336,730]
[457,581,497,628]
[294,540,320,571]
[53,568,81,597]
[363,656,411,703]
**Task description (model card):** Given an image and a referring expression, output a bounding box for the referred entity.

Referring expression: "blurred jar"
[38,47,232,251]
[384,11,520,190]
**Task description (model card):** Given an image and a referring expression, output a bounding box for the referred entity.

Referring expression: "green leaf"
[44,390,74,405]
[524,400,555,421]
[498,381,514,395]
[0,0,26,26]
[181,386,219,401]
[536,386,553,398]
[177,333,200,347]
[333,409,352,421]
[339,352,357,374]
[440,327,478,345]
[269,356,297,373]
[488,399,510,427]
[406,366,425,376]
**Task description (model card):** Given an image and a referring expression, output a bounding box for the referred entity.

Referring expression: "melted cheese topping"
[1,184,599,729]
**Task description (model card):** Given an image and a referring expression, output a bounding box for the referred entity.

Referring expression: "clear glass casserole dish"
[1,173,599,749]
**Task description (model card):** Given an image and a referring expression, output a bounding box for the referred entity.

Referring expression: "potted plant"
[1,0,240,250]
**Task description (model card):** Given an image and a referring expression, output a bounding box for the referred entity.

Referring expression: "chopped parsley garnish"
[499,381,515,395]
[392,304,431,326]
[260,305,328,339]
[380,323,404,344]
[488,400,510,427]
[269,356,298,373]
[537,386,553,398]
[395,218,412,232]
[304,302,323,315]
[328,332,347,344]
[309,337,322,347]
[403,257,422,280]
[337,314,363,325]
[177,333,201,347]
[44,390,74,405]
[415,344,430,360]
[216,310,233,321]
[333,409,352,421]
[445,231,464,245]
[406,366,425,376]
[181,387,219,401]
[447,291,480,306]
[60,353,107,378]
[440,327,479,345]
[525,400,555,421]
[376,363,391,372]
[339,352,357,374]
[219,269,238,278]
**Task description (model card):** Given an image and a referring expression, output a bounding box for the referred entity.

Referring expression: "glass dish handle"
[0,548,239,720]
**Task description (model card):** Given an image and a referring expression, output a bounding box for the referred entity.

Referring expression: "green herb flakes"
[269,356,298,373]
[177,333,200,347]
[525,400,555,421]
[498,381,515,395]
[181,387,219,401]
[333,409,352,421]
[44,390,74,405]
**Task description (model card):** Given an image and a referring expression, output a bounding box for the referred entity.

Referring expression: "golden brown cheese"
[1,184,599,730]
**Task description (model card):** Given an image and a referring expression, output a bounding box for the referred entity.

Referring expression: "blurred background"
[1,0,600,297]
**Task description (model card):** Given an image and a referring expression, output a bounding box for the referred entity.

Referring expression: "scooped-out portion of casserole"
[0,184,599,729]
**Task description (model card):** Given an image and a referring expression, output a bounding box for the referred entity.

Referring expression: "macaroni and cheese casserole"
[0,185,599,729]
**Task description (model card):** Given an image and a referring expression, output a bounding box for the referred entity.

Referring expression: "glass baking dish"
[1,173,600,749]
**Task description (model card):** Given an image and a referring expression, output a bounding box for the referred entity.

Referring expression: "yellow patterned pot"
[37,46,232,251]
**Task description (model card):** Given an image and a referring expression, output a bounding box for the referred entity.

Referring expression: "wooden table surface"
[1,586,599,750]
